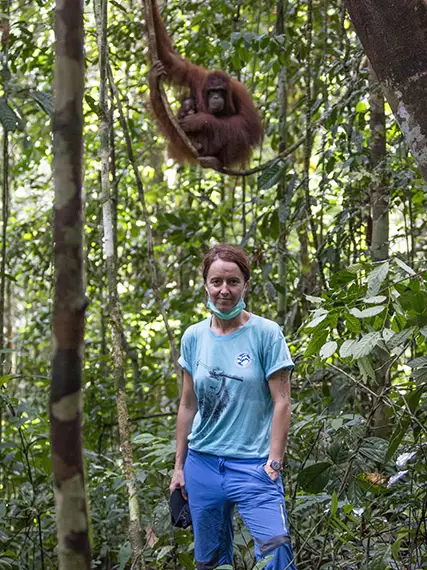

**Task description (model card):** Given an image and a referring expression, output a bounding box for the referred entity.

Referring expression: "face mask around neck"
[206,296,246,321]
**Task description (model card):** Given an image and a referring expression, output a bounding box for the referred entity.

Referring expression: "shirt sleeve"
[263,324,294,380]
[178,327,194,376]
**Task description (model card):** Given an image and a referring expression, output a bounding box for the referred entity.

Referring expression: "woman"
[171,244,297,570]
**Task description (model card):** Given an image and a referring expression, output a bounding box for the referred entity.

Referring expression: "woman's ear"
[243,280,250,296]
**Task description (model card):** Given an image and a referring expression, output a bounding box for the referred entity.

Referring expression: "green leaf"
[157,545,174,560]
[293,494,331,514]
[135,470,147,484]
[297,462,332,493]
[352,332,381,358]
[349,306,385,318]
[412,367,427,381]
[385,389,423,461]
[347,263,364,274]
[370,546,392,570]
[305,330,328,357]
[358,437,387,464]
[29,90,53,116]
[260,211,280,240]
[386,328,414,349]
[330,490,338,516]
[320,341,337,359]
[328,514,356,538]
[399,291,427,314]
[257,159,286,190]
[367,262,389,296]
[339,339,356,358]
[363,295,387,304]
[406,387,424,413]
[392,538,401,561]
[357,356,375,381]
[237,45,248,63]
[178,552,195,569]
[343,504,354,515]
[133,433,159,444]
[385,424,408,462]
[0,98,24,132]
[231,53,240,69]
[407,356,427,368]
[330,270,358,287]
[0,374,15,386]
[117,542,132,570]
[306,312,328,329]
[305,295,324,305]
[252,556,273,569]
[345,313,361,334]
[328,441,349,464]
[394,257,415,276]
[4,272,17,283]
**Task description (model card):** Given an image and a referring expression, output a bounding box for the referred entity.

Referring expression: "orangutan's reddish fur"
[149,0,263,168]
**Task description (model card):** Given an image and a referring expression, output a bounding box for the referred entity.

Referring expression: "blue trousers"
[184,450,297,570]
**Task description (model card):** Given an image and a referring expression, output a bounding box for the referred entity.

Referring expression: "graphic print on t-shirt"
[196,360,243,422]
[235,352,253,368]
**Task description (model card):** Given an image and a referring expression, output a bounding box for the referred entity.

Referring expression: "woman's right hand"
[170,467,187,499]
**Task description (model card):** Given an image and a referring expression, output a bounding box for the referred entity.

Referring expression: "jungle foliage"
[0,0,426,569]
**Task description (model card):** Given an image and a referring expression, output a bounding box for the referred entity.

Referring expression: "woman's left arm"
[265,368,292,481]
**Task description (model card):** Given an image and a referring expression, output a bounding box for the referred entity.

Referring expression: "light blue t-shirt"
[178,314,294,458]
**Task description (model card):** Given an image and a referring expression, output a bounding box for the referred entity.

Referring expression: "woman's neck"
[210,310,250,336]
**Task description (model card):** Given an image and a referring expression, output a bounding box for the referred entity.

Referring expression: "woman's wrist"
[266,458,282,471]
[264,463,280,481]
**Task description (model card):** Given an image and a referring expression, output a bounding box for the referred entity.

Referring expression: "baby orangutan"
[177,96,204,153]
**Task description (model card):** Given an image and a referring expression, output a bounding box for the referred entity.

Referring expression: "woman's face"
[205,259,247,312]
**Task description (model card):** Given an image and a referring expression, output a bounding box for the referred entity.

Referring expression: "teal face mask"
[207,296,246,321]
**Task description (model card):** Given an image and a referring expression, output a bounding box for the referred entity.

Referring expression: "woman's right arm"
[170,370,197,498]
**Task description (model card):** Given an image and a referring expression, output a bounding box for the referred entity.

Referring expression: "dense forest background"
[0,0,426,568]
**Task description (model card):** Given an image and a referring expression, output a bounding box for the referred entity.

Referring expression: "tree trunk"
[0,0,10,458]
[368,65,391,438]
[369,66,389,264]
[0,131,8,365]
[94,0,145,568]
[276,0,289,328]
[345,0,427,184]
[50,0,91,567]
[302,0,326,292]
[0,128,8,457]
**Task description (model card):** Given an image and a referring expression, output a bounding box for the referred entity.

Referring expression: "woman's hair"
[202,244,251,282]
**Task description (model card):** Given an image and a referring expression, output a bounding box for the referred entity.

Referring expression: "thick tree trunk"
[50,0,91,567]
[345,0,427,184]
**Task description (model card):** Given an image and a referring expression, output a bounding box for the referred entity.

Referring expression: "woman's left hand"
[264,465,279,481]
